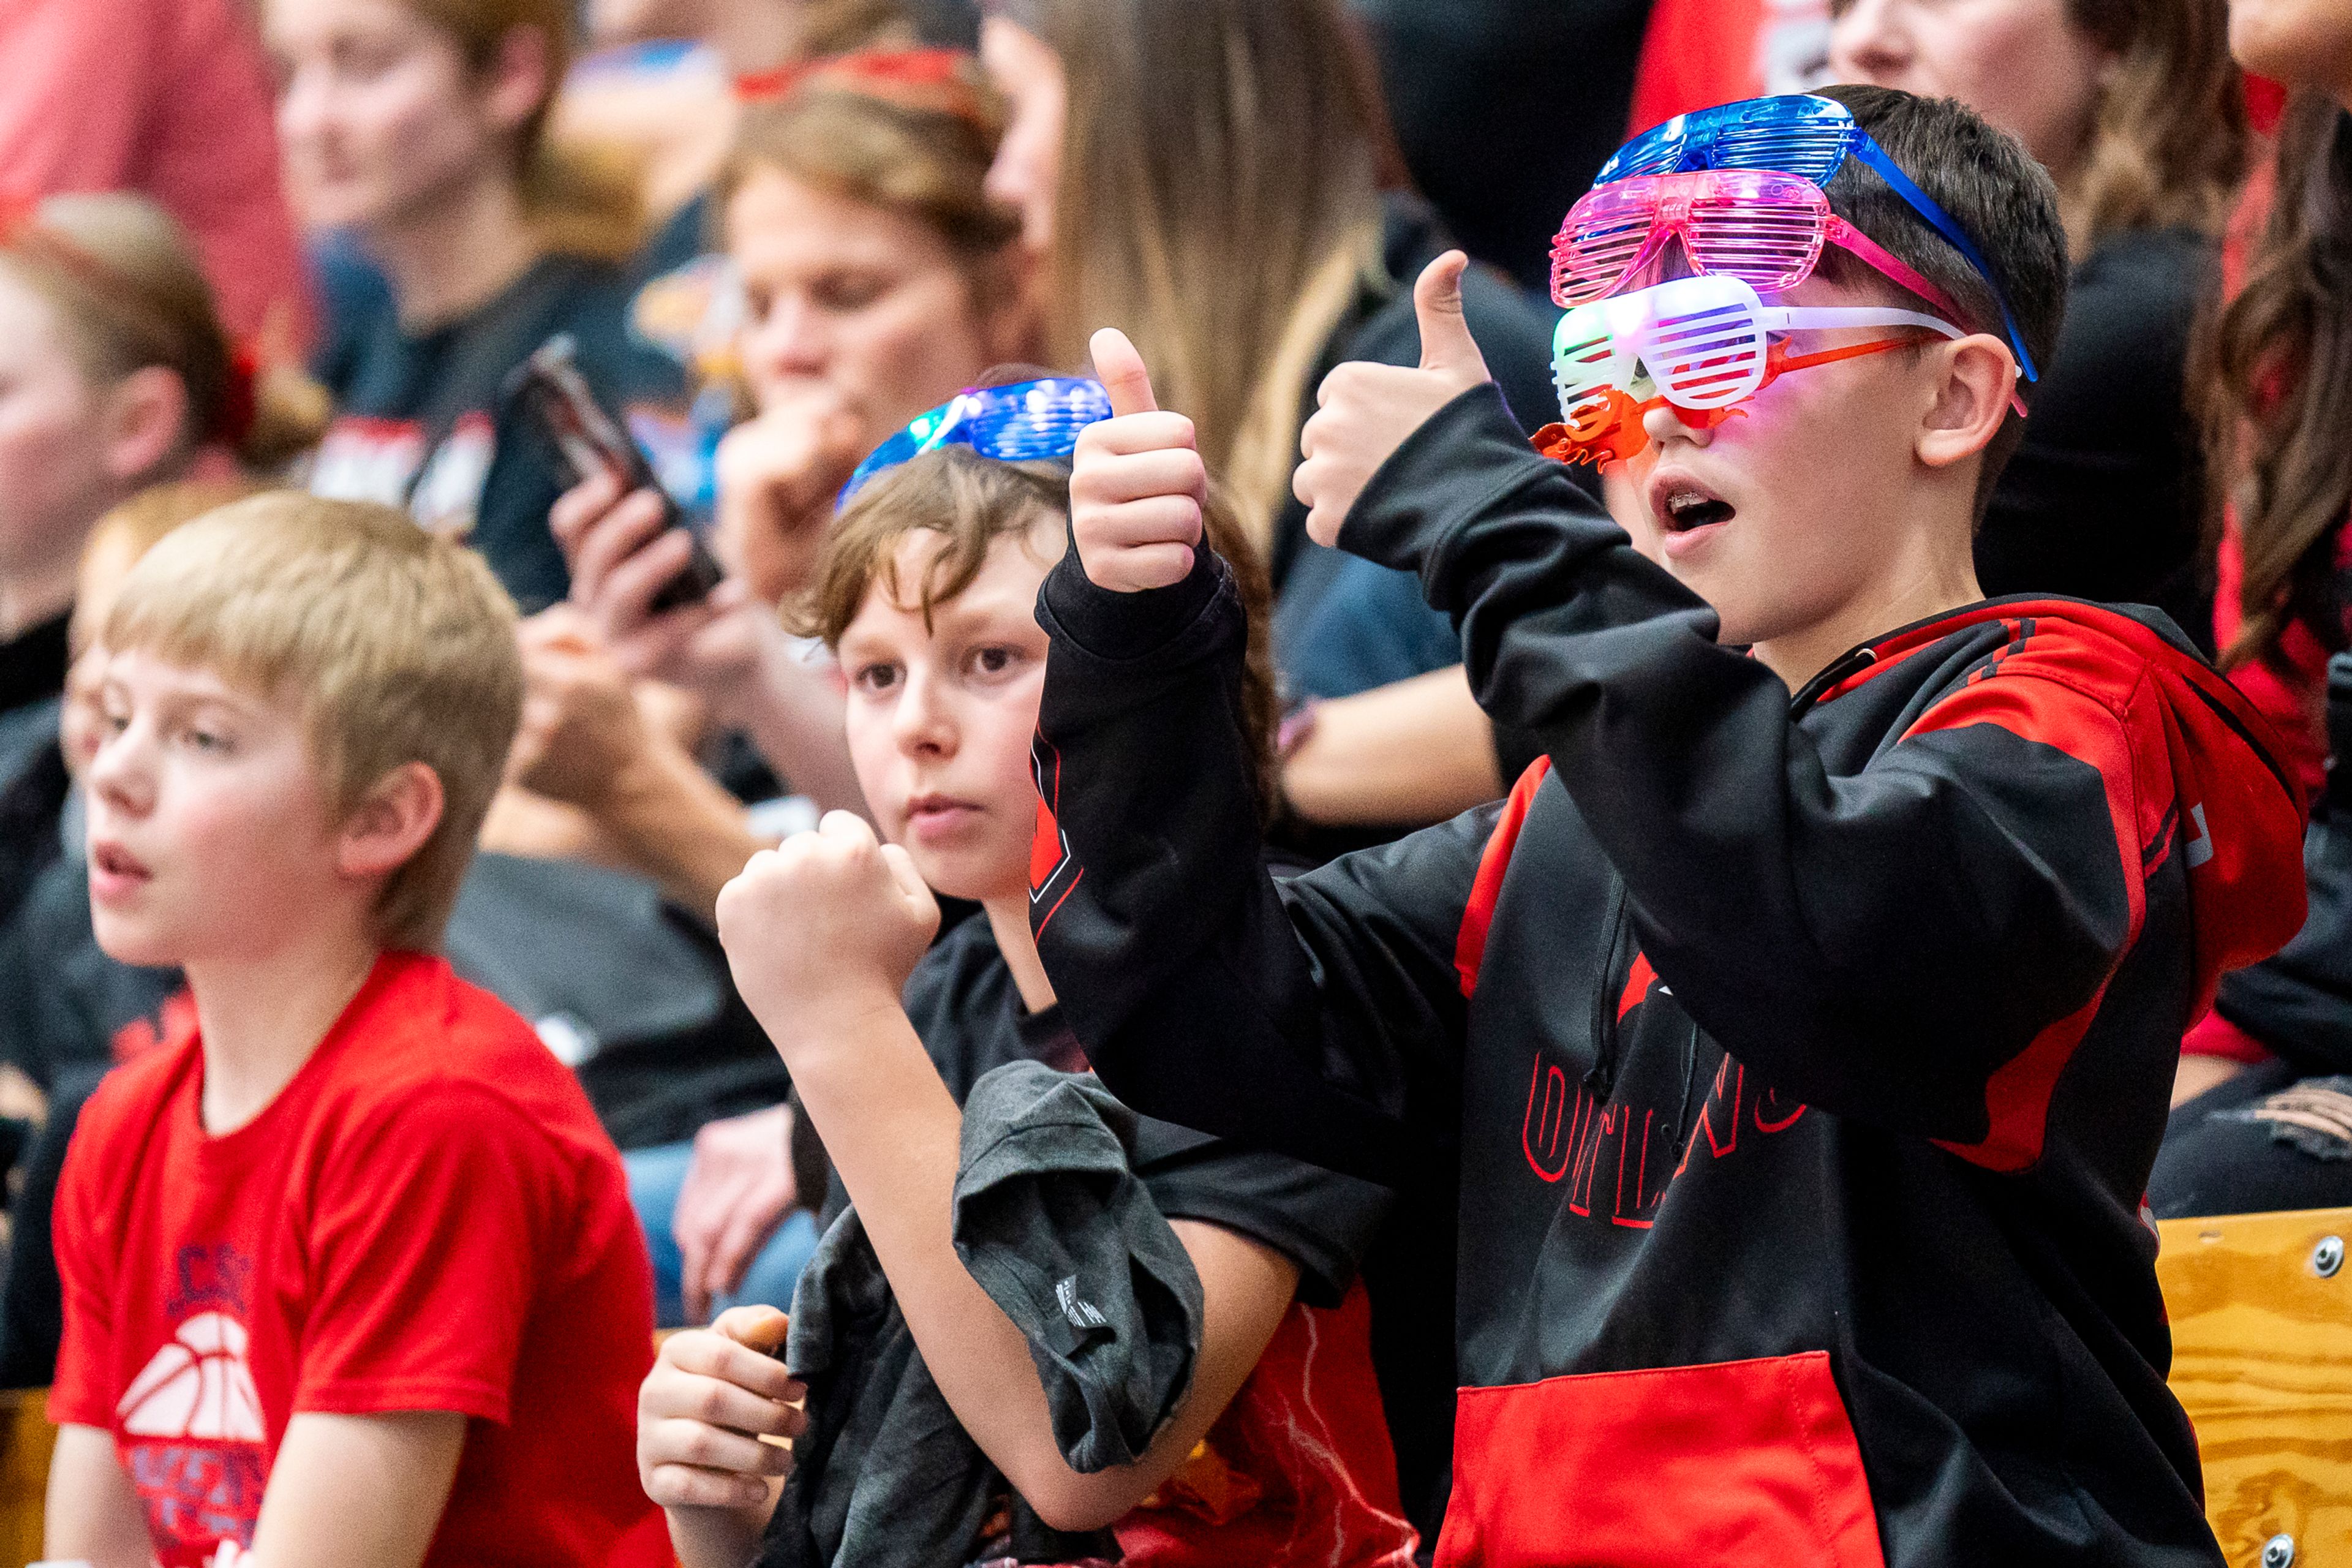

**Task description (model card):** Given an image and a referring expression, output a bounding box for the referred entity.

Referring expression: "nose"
[1627,238,1698,293]
[744,293,829,386]
[1639,397,1716,453]
[276,62,331,149]
[1829,0,1911,83]
[86,717,154,820]
[892,664,956,759]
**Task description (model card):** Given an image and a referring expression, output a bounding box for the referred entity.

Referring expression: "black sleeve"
[1130,1121,1390,1307]
[1034,544,1489,1186]
[1338,384,2155,1144]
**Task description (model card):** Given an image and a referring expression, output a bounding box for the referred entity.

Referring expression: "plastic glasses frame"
[1594,94,2038,382]
[1550,170,1971,324]
[1536,274,1994,470]
[1533,337,1927,471]
[1553,274,1968,413]
[838,377,1112,509]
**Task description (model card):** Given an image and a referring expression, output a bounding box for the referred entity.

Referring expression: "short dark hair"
[1810,85,2071,519]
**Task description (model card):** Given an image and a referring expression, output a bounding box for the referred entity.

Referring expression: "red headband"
[735,47,992,129]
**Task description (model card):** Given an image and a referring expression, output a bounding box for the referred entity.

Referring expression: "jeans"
[625,1139,822,1327]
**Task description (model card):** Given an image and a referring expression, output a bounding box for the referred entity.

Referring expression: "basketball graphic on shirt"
[117,1311,266,1442]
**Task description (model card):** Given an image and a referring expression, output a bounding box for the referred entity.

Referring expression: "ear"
[1915,334,2017,472]
[336,761,447,883]
[480,24,555,138]
[100,366,190,484]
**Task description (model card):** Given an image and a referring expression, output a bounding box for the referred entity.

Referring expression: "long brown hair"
[2215,96,2352,671]
[2062,0,2248,253]
[1033,0,1390,545]
[1,195,327,472]
[409,0,645,262]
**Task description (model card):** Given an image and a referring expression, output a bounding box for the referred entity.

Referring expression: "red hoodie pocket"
[1435,1351,1887,1568]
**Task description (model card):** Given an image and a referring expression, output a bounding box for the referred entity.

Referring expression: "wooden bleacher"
[0,1387,55,1567]
[2156,1207,2352,1566]
[0,1219,2340,1561]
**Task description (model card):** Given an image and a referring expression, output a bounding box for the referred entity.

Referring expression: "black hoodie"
[1027,383,2308,1566]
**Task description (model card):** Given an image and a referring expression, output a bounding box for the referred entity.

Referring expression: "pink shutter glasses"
[1550,170,1975,325]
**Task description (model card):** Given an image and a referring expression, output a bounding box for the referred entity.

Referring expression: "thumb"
[1414,252,1488,384]
[1090,328,1159,417]
[878,842,941,924]
[712,1302,791,1352]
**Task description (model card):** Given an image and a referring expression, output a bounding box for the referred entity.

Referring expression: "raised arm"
[1031,333,1488,1185]
[715,816,1300,1530]
[1295,257,2306,1148]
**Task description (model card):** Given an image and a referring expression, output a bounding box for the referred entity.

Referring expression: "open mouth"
[1659,487,1736,534]
[88,840,152,904]
[91,843,148,880]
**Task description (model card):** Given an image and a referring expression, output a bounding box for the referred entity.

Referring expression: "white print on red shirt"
[309,410,495,540]
[117,1291,268,1563]
[119,1311,265,1442]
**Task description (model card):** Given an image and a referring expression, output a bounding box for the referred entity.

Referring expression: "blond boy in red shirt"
[45,495,662,1568]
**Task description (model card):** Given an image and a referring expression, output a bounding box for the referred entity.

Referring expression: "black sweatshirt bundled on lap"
[1028,385,2309,1566]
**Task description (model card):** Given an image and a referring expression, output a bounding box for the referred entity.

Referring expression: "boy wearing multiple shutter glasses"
[1030,85,2309,1564]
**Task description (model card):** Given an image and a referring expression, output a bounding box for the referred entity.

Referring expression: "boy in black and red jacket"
[1028,86,2310,1567]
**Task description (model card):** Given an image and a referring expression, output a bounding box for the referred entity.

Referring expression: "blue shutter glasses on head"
[837,377,1115,510]
[1597,95,2037,382]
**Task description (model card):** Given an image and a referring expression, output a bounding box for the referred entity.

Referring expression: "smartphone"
[508,333,726,614]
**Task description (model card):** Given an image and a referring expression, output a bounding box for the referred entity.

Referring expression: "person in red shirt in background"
[43,495,663,1568]
[0,0,313,350]
[1625,0,1831,131]
[2207,29,2352,801]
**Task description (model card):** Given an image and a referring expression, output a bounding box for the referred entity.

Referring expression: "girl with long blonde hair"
[985,0,1570,841]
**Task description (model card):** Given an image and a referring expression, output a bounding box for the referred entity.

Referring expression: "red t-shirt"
[52,952,663,1568]
[1111,1284,1418,1567]
[0,0,311,346]
[1625,0,1831,136]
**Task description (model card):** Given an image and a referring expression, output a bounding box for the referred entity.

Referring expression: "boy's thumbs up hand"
[1069,328,1207,592]
[1295,251,1492,546]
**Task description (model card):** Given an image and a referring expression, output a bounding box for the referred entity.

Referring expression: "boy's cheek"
[1602,468,1667,567]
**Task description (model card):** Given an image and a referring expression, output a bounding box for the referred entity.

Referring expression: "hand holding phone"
[508,334,725,612]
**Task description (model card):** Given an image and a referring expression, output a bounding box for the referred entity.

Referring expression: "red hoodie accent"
[1845,600,2307,1169]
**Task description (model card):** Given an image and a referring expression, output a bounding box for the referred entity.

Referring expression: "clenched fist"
[1294,251,1493,546]
[1067,328,1207,592]
[714,812,940,1049]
